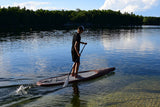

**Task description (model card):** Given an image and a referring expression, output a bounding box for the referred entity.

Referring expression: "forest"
[0,7,160,31]
[143,17,160,25]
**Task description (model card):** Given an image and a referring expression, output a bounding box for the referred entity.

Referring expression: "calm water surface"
[0,26,160,106]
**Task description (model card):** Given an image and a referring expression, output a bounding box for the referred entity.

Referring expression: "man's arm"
[74,41,80,57]
[80,42,87,45]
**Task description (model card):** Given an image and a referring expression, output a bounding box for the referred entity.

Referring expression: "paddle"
[63,44,86,87]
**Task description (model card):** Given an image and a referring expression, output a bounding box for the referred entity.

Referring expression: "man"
[71,26,87,78]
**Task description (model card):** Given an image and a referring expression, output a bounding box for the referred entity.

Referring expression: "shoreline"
[0,24,144,32]
[0,24,160,33]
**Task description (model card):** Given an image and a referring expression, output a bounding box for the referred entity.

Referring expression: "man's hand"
[80,42,87,45]
[84,42,87,45]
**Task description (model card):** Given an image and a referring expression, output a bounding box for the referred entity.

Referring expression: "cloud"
[2,1,68,10]
[100,0,158,13]
[13,1,49,10]
[101,31,155,53]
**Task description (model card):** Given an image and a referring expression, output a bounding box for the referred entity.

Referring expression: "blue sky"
[1,0,160,17]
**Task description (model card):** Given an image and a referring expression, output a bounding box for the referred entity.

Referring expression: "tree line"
[143,17,160,25]
[0,6,159,30]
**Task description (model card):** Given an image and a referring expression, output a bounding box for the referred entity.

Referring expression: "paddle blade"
[63,76,69,87]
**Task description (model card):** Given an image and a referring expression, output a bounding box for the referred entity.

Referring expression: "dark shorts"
[72,51,80,63]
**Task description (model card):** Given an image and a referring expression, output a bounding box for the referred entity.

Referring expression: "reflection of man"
[71,83,80,107]
[71,26,87,78]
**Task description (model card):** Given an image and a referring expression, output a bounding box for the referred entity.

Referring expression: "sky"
[0,0,160,17]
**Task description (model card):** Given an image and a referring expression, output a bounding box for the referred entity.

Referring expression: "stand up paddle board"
[37,67,115,86]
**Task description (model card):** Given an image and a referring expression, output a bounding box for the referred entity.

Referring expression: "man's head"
[77,26,84,34]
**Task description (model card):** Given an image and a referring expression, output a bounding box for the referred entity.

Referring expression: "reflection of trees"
[101,29,142,40]
[101,28,156,53]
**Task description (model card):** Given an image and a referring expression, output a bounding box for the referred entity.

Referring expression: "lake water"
[0,26,160,107]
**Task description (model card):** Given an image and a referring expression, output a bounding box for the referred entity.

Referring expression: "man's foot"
[75,75,83,79]
[74,73,78,78]
[71,73,75,77]
[75,75,78,78]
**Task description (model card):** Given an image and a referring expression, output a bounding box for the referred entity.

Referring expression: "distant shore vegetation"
[0,6,160,31]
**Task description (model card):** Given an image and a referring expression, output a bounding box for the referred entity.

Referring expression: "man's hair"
[78,26,84,31]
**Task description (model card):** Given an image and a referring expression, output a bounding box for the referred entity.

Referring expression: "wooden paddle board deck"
[37,67,115,86]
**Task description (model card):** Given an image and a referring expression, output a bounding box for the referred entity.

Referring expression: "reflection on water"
[101,29,158,52]
[71,83,80,107]
[0,26,160,106]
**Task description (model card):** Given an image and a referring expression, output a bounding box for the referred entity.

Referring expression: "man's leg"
[75,62,80,78]
[71,63,76,76]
